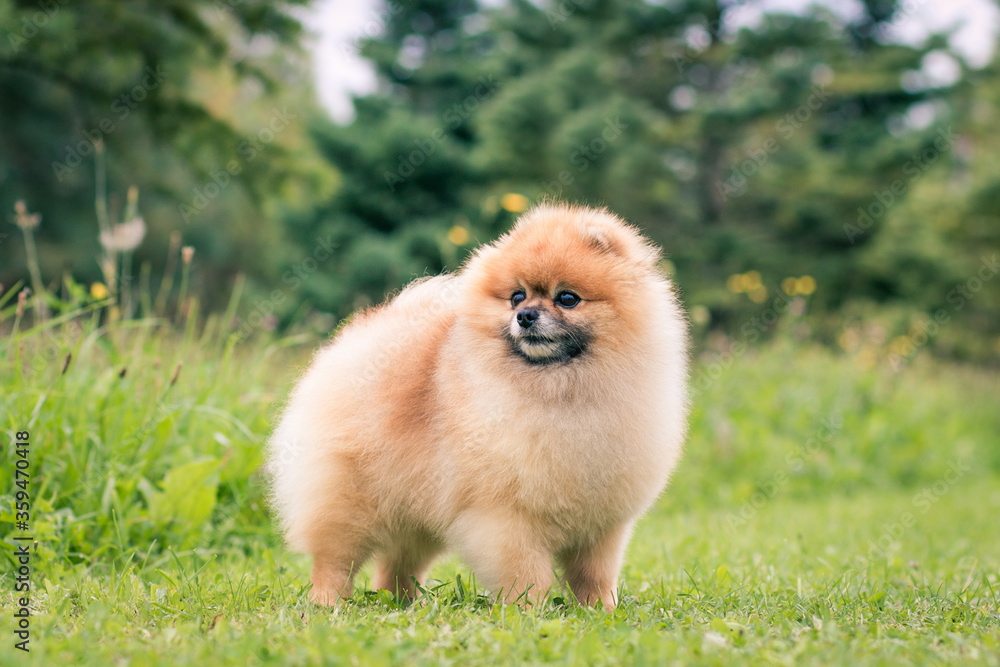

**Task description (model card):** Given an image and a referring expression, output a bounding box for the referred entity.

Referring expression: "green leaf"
[147,458,220,529]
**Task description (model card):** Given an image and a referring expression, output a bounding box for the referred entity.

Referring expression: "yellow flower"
[748,285,768,303]
[796,275,816,295]
[837,329,860,351]
[726,274,744,293]
[743,270,762,290]
[782,277,798,295]
[447,225,470,246]
[500,193,529,213]
[90,282,109,300]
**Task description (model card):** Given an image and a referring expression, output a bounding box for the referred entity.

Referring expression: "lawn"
[1,311,998,665]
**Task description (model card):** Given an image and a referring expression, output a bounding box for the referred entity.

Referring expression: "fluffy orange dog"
[267,204,688,609]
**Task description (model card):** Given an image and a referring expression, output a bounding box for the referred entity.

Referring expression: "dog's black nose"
[516,308,539,329]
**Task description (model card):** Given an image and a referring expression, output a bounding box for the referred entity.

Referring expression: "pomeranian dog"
[267,203,688,610]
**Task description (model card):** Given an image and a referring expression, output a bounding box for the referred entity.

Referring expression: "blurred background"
[2,0,999,362]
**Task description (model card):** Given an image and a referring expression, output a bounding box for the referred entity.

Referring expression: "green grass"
[2,310,999,665]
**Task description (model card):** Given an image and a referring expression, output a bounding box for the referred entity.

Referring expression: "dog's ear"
[583,225,621,256]
[583,222,661,268]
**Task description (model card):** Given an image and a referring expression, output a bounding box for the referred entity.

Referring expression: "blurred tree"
[297,0,996,356]
[287,0,504,313]
[2,0,995,357]
[0,0,335,310]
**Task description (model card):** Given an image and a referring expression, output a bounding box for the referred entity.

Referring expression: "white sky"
[303,0,1000,123]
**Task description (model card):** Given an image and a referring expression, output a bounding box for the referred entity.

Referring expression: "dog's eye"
[511,290,526,307]
[556,291,580,308]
